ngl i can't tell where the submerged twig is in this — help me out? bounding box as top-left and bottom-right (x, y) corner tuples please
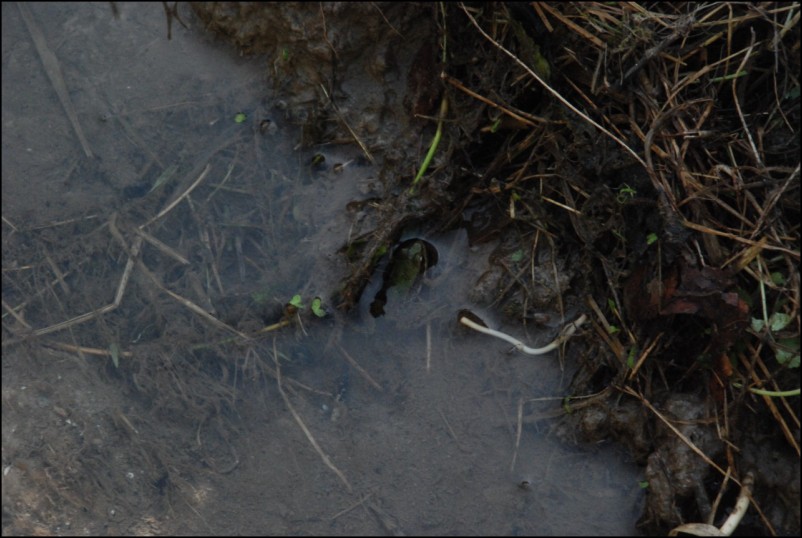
(18, 2), (93, 158)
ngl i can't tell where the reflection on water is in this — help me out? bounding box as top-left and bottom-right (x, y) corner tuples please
(2, 3), (643, 534)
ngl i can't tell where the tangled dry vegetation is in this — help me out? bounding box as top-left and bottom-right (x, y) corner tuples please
(446, 2), (798, 534)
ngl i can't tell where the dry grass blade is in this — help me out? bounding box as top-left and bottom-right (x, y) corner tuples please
(621, 387), (774, 534)
(141, 164), (212, 229)
(339, 345), (383, 392)
(622, 385), (734, 484)
(272, 340), (353, 493)
(17, 2), (93, 158)
(135, 259), (249, 340)
(442, 72), (546, 127)
(459, 3), (647, 170)
(31, 234), (143, 338)
(319, 83), (374, 163)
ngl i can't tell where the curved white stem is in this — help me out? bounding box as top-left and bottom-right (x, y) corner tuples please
(718, 472), (753, 536)
(459, 314), (588, 355)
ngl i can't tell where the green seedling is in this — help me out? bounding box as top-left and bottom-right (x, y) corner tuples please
(311, 297), (327, 318)
(775, 337), (800, 368)
(751, 312), (792, 333)
(626, 346), (638, 368)
(615, 183), (637, 203)
(234, 112), (247, 123)
(753, 275), (800, 369)
(410, 97), (448, 190)
(286, 294), (327, 319)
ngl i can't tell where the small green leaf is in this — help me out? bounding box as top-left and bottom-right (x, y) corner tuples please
(776, 350), (800, 368)
(311, 297), (326, 318)
(510, 249), (524, 263)
(109, 342), (120, 369)
(607, 298), (618, 314)
(753, 313), (793, 333)
(626, 347), (637, 368)
(769, 313), (792, 332)
(607, 325), (620, 335)
(234, 112), (247, 123)
(616, 184), (636, 203)
(639, 480), (650, 489)
(770, 272), (786, 286)
(289, 294), (304, 309)
(646, 232), (658, 245)
(776, 337), (800, 368)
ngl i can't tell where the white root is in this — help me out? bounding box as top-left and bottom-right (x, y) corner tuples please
(459, 313), (588, 355)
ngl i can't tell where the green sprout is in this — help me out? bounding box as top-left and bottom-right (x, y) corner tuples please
(234, 112), (247, 124)
(626, 346), (638, 368)
(751, 294), (800, 369)
(311, 297), (327, 318)
(411, 97), (448, 190)
(286, 294), (327, 319)
(616, 183), (637, 203)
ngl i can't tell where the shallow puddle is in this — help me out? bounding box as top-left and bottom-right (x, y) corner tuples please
(2, 3), (643, 534)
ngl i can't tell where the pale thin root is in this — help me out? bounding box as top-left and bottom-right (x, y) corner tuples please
(459, 314), (588, 355)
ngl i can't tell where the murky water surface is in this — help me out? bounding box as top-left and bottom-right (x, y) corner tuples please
(2, 3), (643, 534)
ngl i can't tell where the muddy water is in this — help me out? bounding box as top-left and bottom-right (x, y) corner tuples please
(2, 3), (642, 534)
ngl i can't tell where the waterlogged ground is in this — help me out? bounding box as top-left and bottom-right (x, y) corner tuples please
(2, 3), (643, 534)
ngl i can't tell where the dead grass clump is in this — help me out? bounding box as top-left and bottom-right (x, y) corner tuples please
(452, 2), (799, 534)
